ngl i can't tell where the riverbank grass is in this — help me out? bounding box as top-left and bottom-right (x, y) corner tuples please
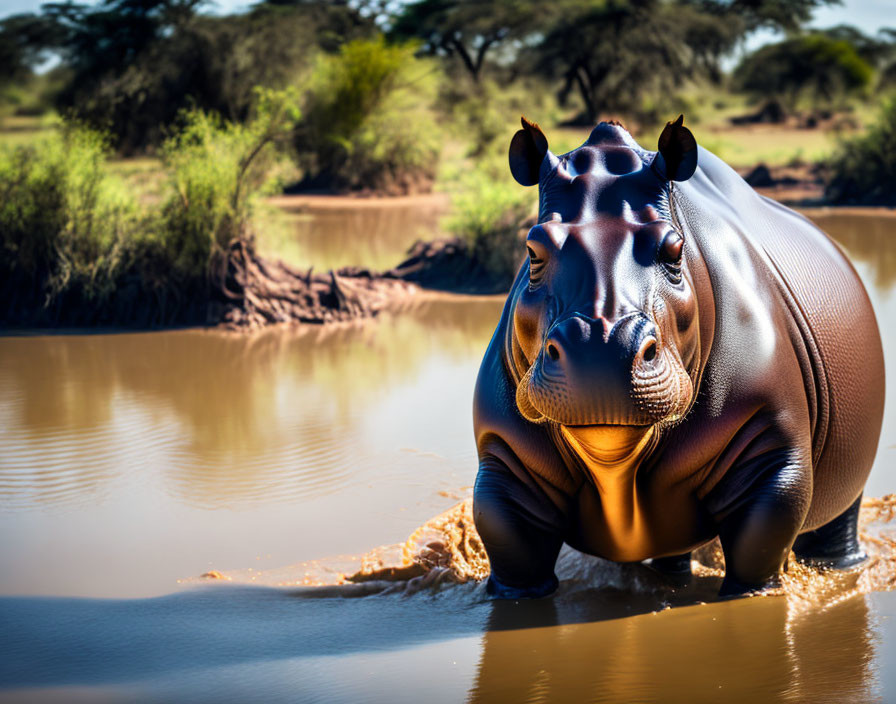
(0, 89), (301, 326)
(0, 125), (137, 310)
(825, 99), (896, 206)
(443, 158), (533, 287)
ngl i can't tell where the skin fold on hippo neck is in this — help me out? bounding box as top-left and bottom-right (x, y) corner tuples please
(561, 424), (659, 560)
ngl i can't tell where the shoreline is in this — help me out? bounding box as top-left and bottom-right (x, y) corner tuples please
(267, 191), (451, 211)
(2, 200), (892, 334)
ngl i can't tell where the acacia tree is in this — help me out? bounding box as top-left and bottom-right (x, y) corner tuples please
(14, 0), (372, 150)
(733, 34), (874, 115)
(818, 26), (896, 91)
(530, 0), (700, 123)
(721, 0), (838, 31)
(526, 0), (842, 124)
(0, 13), (63, 88)
(32, 0), (209, 149)
(390, 0), (542, 83)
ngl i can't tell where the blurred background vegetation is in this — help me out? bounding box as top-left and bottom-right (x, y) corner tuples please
(1, 0), (895, 323)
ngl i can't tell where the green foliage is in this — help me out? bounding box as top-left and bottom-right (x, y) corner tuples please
(818, 25), (896, 70)
(27, 0), (368, 151)
(159, 88), (301, 278)
(0, 12), (62, 89)
(440, 77), (561, 158)
(528, 0), (737, 124)
(734, 34), (874, 114)
(0, 88), (299, 323)
(295, 37), (440, 193)
(0, 125), (136, 305)
(0, 13), (67, 118)
(390, 0), (542, 83)
(444, 157), (533, 283)
(0, 67), (70, 120)
(726, 0), (840, 32)
(0, 0), (870, 159)
(824, 99), (896, 205)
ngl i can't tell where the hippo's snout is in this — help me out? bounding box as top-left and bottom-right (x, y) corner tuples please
(543, 313), (657, 378)
(519, 313), (693, 427)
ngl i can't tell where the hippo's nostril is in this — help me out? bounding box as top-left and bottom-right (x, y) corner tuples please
(639, 338), (657, 364)
(546, 343), (560, 362)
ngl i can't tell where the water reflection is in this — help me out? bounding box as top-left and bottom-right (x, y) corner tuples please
(0, 295), (503, 509)
(0, 575), (885, 702)
(260, 196), (447, 272)
(471, 592), (877, 703)
(261, 201), (896, 291)
(804, 210), (896, 292)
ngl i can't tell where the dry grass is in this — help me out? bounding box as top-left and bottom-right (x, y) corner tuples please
(696, 124), (840, 168)
(548, 121), (847, 169)
(0, 114), (57, 147)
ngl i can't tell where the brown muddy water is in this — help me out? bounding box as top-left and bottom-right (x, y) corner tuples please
(2, 208), (896, 703)
(259, 194), (448, 272)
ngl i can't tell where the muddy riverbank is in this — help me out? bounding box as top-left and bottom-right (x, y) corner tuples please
(1, 191), (511, 330)
(5, 190), (894, 332)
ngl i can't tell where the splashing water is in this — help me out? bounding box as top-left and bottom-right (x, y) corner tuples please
(348, 498), (490, 590)
(192, 495), (896, 606)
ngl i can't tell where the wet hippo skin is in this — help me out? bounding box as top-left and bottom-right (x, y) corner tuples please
(472, 116), (885, 597)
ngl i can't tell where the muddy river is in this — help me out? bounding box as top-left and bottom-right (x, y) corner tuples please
(1, 208), (895, 702)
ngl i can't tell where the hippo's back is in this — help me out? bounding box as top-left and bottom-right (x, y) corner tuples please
(678, 149), (884, 529)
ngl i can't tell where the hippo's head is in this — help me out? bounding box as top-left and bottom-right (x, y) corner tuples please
(508, 116), (703, 453)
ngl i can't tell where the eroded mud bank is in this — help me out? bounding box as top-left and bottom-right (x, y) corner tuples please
(1, 235), (508, 331)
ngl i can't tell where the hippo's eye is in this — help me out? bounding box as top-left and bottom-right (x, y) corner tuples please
(527, 244), (547, 288)
(658, 232), (683, 282)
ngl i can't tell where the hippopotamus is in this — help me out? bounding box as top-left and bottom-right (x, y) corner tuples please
(472, 116), (885, 597)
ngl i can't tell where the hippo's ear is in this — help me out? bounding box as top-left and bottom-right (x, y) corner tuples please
(509, 116), (549, 187)
(654, 115), (697, 182)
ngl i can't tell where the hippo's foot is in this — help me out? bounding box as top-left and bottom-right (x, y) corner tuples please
(644, 552), (692, 575)
(711, 455), (811, 599)
(793, 494), (866, 570)
(718, 572), (782, 598)
(486, 573), (559, 600)
(642, 553), (693, 588)
(474, 459), (564, 601)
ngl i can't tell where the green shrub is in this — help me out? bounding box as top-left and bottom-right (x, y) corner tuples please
(159, 88), (300, 279)
(0, 124), (136, 307)
(38, 1), (367, 152)
(0, 88), (299, 325)
(824, 99), (896, 205)
(439, 77), (561, 159)
(444, 157), (533, 283)
(295, 37), (440, 194)
(734, 34), (874, 115)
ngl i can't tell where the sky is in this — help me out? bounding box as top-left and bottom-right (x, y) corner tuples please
(0, 0), (892, 43)
(746, 0), (894, 51)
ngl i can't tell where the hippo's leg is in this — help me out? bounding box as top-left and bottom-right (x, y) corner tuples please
(645, 553), (692, 575)
(473, 459), (563, 599)
(715, 461), (810, 596)
(792, 494), (865, 569)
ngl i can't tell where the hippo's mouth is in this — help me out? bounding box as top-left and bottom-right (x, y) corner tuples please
(560, 424), (656, 466)
(515, 343), (695, 428)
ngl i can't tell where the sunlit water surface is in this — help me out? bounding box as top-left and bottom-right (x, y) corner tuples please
(258, 195), (447, 272)
(1, 208), (895, 702)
